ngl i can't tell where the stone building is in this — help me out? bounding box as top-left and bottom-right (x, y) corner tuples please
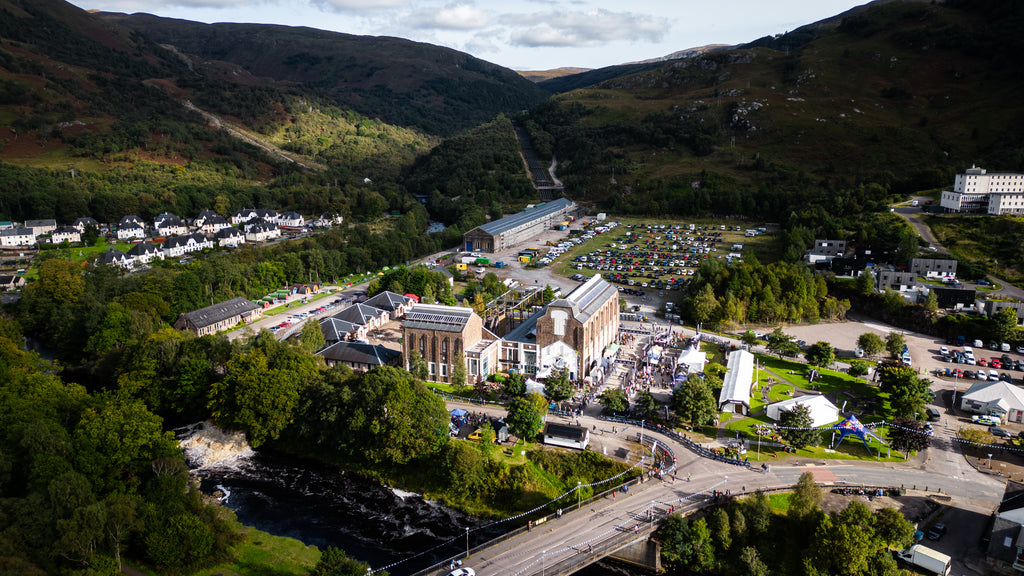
(533, 275), (619, 382)
(402, 304), (499, 384)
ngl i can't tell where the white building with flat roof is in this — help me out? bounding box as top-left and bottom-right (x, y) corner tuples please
(941, 166), (1024, 215)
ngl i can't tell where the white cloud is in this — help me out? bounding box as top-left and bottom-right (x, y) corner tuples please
(311, 0), (408, 12)
(404, 2), (489, 30)
(463, 31), (501, 54)
(502, 9), (669, 47)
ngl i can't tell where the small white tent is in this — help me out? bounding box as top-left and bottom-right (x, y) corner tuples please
(675, 345), (707, 376)
(766, 395), (841, 427)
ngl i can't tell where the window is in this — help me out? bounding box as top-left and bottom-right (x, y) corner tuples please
(469, 359), (478, 375)
(440, 363), (448, 377)
(552, 310), (568, 336)
(429, 362), (436, 376)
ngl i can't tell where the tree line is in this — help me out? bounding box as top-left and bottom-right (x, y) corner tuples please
(659, 473), (916, 576)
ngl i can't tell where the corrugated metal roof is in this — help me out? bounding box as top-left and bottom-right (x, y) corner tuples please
(182, 297), (259, 329)
(471, 198), (574, 237)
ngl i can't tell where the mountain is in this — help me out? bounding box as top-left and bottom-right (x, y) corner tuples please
(94, 12), (549, 137)
(517, 0), (1024, 220)
(535, 45), (729, 93)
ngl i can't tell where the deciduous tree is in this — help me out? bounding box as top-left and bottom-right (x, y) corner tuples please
(598, 387), (628, 414)
(804, 341), (835, 368)
(507, 392), (546, 440)
(885, 332), (906, 360)
(544, 369), (573, 402)
(672, 375), (716, 428)
(888, 416), (930, 454)
(779, 403), (819, 449)
(857, 332), (885, 357)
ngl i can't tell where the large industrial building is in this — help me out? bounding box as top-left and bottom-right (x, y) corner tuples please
(502, 275), (619, 383)
(940, 166), (1024, 215)
(462, 197), (576, 253)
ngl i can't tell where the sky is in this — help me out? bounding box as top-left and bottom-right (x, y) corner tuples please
(67, 0), (872, 70)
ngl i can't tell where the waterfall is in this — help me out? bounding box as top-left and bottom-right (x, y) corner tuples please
(176, 421), (254, 470)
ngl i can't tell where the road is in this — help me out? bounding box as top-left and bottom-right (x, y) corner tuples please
(443, 396), (1003, 576)
(894, 197), (1024, 300)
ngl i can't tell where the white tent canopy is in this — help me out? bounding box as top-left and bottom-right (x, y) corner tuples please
(675, 345), (707, 375)
(719, 349), (754, 414)
(766, 394), (841, 427)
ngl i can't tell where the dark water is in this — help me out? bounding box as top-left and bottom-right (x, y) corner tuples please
(197, 451), (649, 576)
(197, 451), (503, 574)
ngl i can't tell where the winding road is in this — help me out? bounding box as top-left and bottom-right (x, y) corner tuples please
(439, 396), (1003, 576)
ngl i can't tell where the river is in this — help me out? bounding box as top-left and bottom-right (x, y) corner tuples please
(183, 424), (649, 575)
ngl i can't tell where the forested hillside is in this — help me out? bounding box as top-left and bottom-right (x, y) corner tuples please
(95, 12), (549, 137)
(519, 0), (1024, 221)
(0, 0), (550, 235)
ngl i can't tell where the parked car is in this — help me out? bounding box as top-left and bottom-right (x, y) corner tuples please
(972, 414), (1000, 426)
(926, 407), (941, 422)
(926, 523), (947, 540)
(991, 427), (1011, 438)
(939, 346), (949, 356)
(447, 569), (475, 576)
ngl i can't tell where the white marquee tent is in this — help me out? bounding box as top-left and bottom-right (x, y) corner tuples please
(766, 395), (841, 427)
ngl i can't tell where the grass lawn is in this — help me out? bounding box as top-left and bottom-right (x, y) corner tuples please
(768, 492), (792, 513)
(194, 524), (321, 576)
(756, 354), (871, 395)
(124, 521), (321, 576)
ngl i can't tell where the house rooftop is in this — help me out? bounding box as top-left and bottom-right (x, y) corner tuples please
(180, 297), (259, 329)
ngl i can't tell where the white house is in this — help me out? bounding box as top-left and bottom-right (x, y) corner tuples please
(0, 228), (36, 247)
(72, 217), (99, 232)
(542, 423), (590, 450)
(244, 221), (280, 243)
(278, 211), (305, 228)
(117, 224), (145, 241)
(960, 380), (1024, 423)
(24, 219), (57, 236)
(162, 233), (213, 258)
(127, 242), (164, 266)
(99, 248), (132, 268)
(50, 226), (81, 244)
(215, 226), (245, 248)
(719, 349), (755, 415)
(231, 208), (277, 226)
(766, 395), (841, 427)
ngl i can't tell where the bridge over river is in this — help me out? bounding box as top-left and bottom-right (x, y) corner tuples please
(400, 411), (1005, 576)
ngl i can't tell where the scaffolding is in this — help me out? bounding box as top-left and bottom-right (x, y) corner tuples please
(483, 285), (544, 336)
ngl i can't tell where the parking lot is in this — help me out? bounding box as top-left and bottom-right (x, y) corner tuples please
(565, 222), (763, 294)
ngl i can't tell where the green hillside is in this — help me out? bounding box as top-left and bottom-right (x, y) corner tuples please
(95, 12), (550, 137)
(519, 0), (1024, 219)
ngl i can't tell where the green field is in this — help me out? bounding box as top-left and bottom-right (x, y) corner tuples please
(924, 214), (1024, 287)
